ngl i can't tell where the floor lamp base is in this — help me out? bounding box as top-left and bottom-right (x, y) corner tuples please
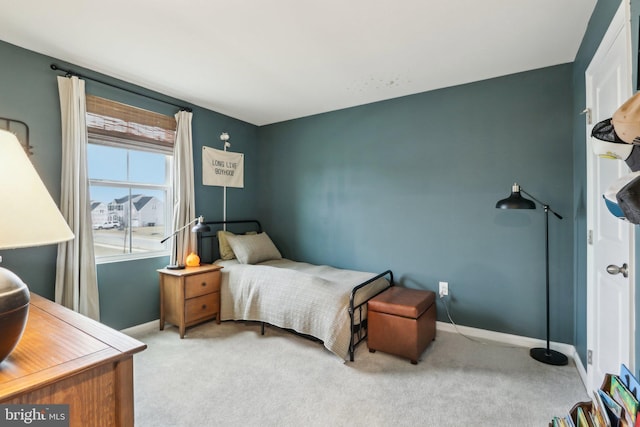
(530, 347), (568, 366)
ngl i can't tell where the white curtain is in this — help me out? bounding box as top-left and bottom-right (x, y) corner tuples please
(55, 76), (100, 320)
(172, 111), (196, 265)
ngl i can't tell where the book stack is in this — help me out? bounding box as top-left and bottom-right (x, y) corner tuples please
(551, 365), (640, 427)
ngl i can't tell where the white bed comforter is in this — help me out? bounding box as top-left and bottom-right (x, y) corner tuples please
(216, 258), (390, 360)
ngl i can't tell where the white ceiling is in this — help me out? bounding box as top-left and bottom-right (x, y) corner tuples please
(0, 0), (597, 126)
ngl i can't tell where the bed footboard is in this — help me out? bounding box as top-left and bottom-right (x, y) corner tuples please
(348, 270), (394, 362)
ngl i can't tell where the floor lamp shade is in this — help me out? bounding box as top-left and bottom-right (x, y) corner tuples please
(0, 129), (74, 363)
(496, 183), (536, 210)
(495, 183), (567, 366)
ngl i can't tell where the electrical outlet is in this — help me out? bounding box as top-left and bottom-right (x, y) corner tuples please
(439, 281), (448, 298)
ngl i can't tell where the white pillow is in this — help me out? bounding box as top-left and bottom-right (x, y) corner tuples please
(225, 232), (282, 264)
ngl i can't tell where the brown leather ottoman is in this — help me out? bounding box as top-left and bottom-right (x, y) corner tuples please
(367, 287), (436, 364)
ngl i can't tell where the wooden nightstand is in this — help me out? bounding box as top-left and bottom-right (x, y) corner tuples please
(158, 264), (223, 338)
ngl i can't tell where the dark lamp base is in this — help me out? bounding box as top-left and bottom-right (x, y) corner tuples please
(166, 264), (186, 270)
(530, 347), (568, 366)
(0, 266), (31, 364)
(0, 304), (29, 363)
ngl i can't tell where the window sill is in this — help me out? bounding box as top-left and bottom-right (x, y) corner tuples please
(96, 251), (170, 265)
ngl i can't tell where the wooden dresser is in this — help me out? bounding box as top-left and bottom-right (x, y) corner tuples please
(158, 264), (222, 338)
(0, 293), (146, 427)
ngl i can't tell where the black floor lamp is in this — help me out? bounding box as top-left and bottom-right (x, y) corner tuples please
(496, 183), (568, 366)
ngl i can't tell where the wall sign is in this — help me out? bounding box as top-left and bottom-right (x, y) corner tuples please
(202, 146), (244, 188)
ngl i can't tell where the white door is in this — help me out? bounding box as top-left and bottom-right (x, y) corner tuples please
(585, 0), (634, 393)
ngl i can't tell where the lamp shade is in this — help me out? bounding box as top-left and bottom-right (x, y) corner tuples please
(0, 130), (74, 249)
(191, 216), (211, 233)
(0, 129), (74, 364)
(495, 183), (536, 210)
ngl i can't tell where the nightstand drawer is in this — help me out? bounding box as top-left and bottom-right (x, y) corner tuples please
(185, 271), (221, 298)
(185, 293), (219, 323)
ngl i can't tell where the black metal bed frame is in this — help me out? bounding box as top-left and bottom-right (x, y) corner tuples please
(196, 219), (394, 362)
(348, 269), (394, 361)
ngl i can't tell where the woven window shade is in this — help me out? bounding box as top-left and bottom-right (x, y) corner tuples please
(86, 95), (176, 152)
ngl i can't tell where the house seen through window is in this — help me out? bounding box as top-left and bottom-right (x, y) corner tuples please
(86, 95), (175, 261)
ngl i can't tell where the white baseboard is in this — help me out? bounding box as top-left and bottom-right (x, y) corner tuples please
(436, 321), (575, 355)
(436, 321), (588, 391)
(120, 319), (159, 336)
(573, 351), (589, 393)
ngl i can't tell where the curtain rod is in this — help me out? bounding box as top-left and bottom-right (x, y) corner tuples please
(50, 64), (192, 112)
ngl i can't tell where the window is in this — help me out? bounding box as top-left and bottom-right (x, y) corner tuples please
(86, 96), (176, 262)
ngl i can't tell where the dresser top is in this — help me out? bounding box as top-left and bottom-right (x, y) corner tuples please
(0, 293), (146, 400)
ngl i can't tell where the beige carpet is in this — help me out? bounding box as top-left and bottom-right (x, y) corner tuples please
(128, 321), (588, 427)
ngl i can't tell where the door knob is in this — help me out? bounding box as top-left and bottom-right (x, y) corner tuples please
(606, 263), (629, 278)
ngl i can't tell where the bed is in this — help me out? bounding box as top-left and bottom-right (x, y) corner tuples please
(196, 220), (393, 361)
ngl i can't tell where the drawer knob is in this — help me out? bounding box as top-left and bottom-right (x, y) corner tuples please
(202, 304), (207, 309)
(201, 282), (207, 287)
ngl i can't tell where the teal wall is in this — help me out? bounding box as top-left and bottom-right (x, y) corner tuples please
(258, 64), (575, 343)
(0, 40), (260, 330)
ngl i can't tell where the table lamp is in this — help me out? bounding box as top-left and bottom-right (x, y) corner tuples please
(160, 216), (211, 269)
(0, 129), (74, 363)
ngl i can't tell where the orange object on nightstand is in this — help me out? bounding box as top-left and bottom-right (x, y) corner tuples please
(185, 252), (200, 267)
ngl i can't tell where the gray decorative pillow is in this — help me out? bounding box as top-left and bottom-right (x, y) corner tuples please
(225, 232), (282, 264)
(217, 230), (259, 260)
